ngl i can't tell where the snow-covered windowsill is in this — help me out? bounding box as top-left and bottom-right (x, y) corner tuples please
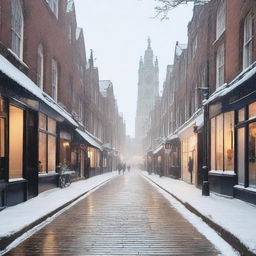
(8, 178), (26, 183)
(209, 170), (236, 177)
(234, 185), (256, 194)
(39, 172), (58, 177)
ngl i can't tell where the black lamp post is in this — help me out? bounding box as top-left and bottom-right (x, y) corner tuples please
(198, 87), (210, 196)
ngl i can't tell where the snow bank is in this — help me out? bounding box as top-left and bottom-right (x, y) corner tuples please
(0, 172), (117, 239)
(142, 171), (256, 254)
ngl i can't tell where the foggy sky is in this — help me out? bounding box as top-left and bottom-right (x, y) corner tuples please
(74, 0), (193, 137)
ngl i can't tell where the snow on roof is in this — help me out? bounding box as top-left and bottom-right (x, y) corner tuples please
(205, 61), (256, 105)
(175, 43), (187, 57)
(0, 55), (78, 127)
(153, 144), (164, 155)
(66, 0), (74, 13)
(76, 128), (103, 151)
(99, 80), (112, 97)
(76, 27), (82, 40)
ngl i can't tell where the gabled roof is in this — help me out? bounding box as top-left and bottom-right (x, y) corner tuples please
(175, 43), (187, 57)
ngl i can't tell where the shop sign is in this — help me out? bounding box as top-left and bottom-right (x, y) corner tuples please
(60, 131), (72, 140)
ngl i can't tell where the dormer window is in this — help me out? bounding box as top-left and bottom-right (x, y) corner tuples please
(46, 0), (58, 18)
(11, 0), (24, 59)
(216, 0), (226, 39)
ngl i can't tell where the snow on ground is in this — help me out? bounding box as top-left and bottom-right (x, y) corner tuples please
(0, 172), (118, 240)
(142, 171), (256, 254)
(144, 175), (239, 256)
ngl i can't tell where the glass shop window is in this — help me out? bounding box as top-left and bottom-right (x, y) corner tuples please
(9, 105), (24, 179)
(249, 122), (256, 188)
(210, 111), (234, 171)
(38, 113), (57, 173)
(60, 140), (71, 166)
(0, 98), (6, 180)
(249, 102), (256, 119)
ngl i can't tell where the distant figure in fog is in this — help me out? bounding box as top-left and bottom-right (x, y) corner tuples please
(188, 156), (194, 184)
(117, 163), (122, 175)
(122, 163), (126, 174)
(127, 165), (131, 172)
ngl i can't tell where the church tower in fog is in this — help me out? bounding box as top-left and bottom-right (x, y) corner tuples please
(135, 38), (159, 143)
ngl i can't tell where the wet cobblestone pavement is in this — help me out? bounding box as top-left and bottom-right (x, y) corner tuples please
(6, 173), (220, 255)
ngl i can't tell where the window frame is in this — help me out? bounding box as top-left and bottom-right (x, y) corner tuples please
(216, 0), (226, 40)
(243, 13), (253, 70)
(51, 59), (58, 101)
(38, 113), (57, 174)
(37, 45), (44, 89)
(216, 44), (225, 89)
(11, 0), (24, 60)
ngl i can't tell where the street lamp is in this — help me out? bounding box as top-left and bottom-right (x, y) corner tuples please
(198, 87), (209, 196)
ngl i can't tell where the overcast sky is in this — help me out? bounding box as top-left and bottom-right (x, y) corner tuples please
(74, 0), (193, 137)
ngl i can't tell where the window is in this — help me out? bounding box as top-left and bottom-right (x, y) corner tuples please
(210, 111), (234, 171)
(11, 0), (23, 59)
(0, 98), (6, 180)
(78, 99), (83, 122)
(249, 123), (256, 188)
(243, 13), (253, 69)
(68, 25), (72, 43)
(88, 147), (100, 168)
(38, 113), (57, 173)
(51, 59), (58, 101)
(46, 0), (58, 18)
(216, 0), (226, 39)
(9, 105), (24, 179)
(216, 44), (225, 88)
(37, 45), (44, 89)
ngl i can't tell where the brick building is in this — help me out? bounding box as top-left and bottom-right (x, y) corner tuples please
(147, 0), (256, 205)
(0, 0), (125, 208)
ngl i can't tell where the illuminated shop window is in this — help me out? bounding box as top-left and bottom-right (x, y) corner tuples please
(9, 105), (24, 179)
(38, 113), (56, 173)
(210, 111), (234, 171)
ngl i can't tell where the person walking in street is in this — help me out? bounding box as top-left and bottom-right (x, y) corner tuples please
(122, 163), (126, 174)
(188, 156), (194, 184)
(117, 162), (122, 175)
(127, 165), (131, 172)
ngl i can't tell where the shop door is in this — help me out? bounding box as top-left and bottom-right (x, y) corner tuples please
(237, 127), (245, 186)
(25, 111), (38, 198)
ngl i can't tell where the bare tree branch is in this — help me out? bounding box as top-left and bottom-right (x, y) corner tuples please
(154, 0), (210, 20)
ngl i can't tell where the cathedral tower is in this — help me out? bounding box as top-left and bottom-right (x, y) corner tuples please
(135, 38), (159, 144)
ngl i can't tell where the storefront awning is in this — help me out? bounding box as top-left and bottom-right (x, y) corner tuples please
(153, 145), (163, 155)
(76, 128), (103, 151)
(0, 55), (78, 127)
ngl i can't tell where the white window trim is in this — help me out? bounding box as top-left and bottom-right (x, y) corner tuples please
(243, 13), (253, 70)
(216, 44), (225, 89)
(51, 59), (58, 101)
(216, 0), (226, 40)
(11, 0), (24, 60)
(37, 45), (44, 89)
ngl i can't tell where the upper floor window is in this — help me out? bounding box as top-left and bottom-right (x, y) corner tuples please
(37, 45), (44, 89)
(51, 59), (58, 101)
(216, 44), (225, 88)
(46, 0), (58, 18)
(243, 13), (253, 70)
(11, 0), (23, 59)
(216, 0), (226, 39)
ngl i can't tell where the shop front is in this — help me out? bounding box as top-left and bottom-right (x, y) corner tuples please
(178, 112), (203, 186)
(164, 135), (181, 179)
(153, 145), (164, 176)
(206, 63), (256, 203)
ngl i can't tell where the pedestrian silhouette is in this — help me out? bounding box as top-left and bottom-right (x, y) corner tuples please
(122, 163), (126, 174)
(188, 156), (193, 183)
(127, 165), (131, 172)
(117, 162), (122, 175)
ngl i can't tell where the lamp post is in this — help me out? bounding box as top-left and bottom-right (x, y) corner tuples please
(198, 87), (210, 196)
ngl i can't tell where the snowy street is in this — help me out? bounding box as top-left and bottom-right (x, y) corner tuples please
(2, 171), (238, 256)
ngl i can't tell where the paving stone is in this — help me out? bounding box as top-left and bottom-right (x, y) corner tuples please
(6, 173), (220, 255)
